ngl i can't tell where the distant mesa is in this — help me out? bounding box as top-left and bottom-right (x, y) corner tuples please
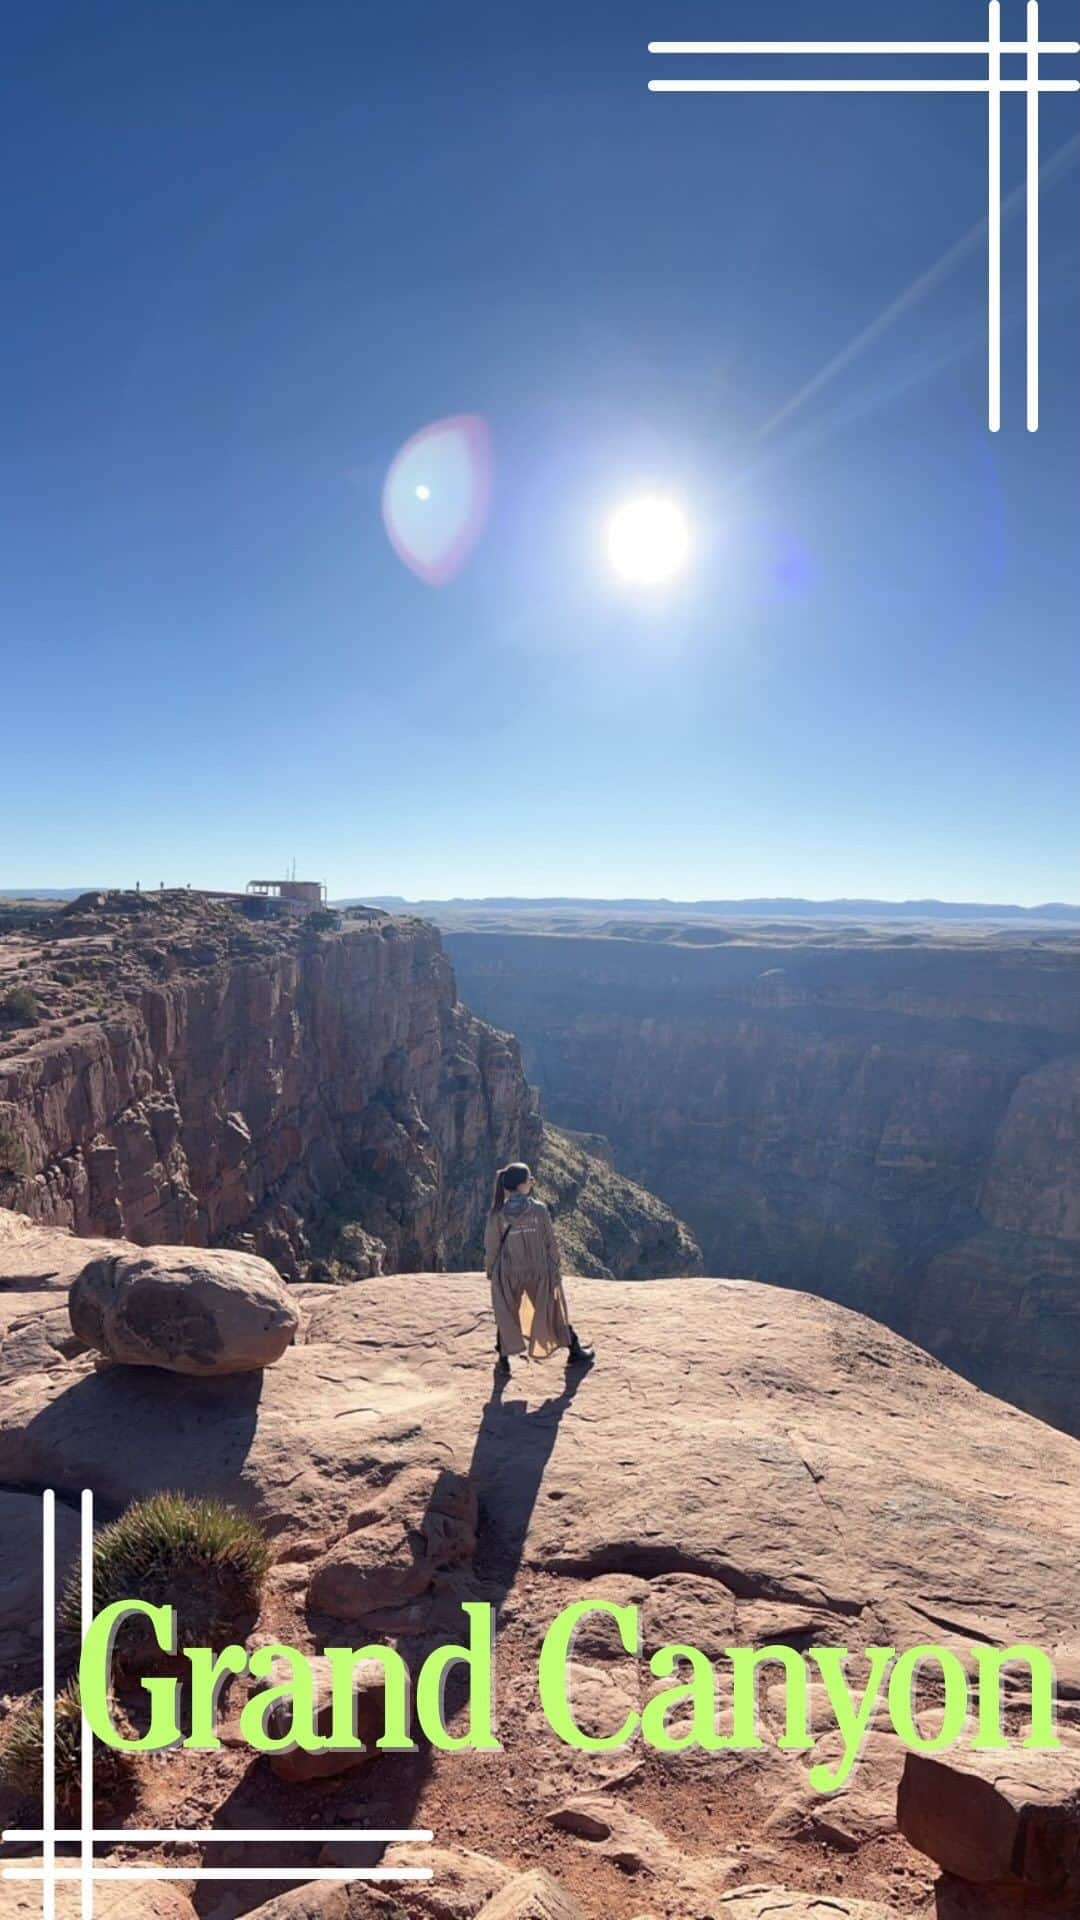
(0, 887), (107, 900)
(8, 890), (1080, 923)
(333, 894), (1080, 923)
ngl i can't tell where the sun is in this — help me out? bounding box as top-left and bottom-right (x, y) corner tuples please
(606, 495), (690, 586)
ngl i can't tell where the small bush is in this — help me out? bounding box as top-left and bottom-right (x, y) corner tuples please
(0, 1125), (27, 1176)
(0, 986), (38, 1026)
(60, 1492), (270, 1660)
(0, 1682), (134, 1813)
(303, 906), (340, 933)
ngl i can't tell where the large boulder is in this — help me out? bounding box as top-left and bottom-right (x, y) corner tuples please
(68, 1246), (299, 1374)
(898, 1746), (1080, 1905)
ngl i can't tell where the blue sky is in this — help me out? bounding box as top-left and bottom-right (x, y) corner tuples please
(1, 0), (1078, 903)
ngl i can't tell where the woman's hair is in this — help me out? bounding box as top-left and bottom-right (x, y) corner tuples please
(491, 1162), (532, 1212)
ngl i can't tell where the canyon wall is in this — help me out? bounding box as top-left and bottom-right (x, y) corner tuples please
(0, 893), (697, 1284)
(446, 924), (1080, 1433)
(0, 894), (539, 1278)
(536, 1123), (703, 1280)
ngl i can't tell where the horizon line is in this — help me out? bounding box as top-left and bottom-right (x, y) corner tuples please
(5, 888), (1080, 920)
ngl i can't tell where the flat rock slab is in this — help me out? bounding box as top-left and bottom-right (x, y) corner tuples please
(307, 1466), (478, 1621)
(711, 1893), (893, 1919)
(0, 1862), (193, 1919)
(0, 1491), (79, 1666)
(3, 1262), (1078, 1657)
(0, 1213), (115, 1371)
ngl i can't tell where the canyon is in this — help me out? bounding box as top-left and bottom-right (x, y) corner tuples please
(2, 897), (1079, 1914)
(0, 892), (696, 1287)
(443, 915), (1080, 1435)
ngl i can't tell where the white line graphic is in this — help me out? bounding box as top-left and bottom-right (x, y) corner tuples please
(649, 40), (1079, 54)
(41, 1493), (56, 1920)
(648, 4), (1080, 430)
(648, 78), (1075, 89)
(0, 1490), (436, 1909)
(1028, 3), (1042, 426)
(5, 1868), (435, 1884)
(990, 3), (1003, 430)
(6, 1830), (435, 1844)
(80, 1492), (92, 1920)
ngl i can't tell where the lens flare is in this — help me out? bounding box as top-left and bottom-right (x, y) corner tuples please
(382, 415), (492, 585)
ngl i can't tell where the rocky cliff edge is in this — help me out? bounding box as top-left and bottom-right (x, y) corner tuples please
(2, 1211), (1078, 1918)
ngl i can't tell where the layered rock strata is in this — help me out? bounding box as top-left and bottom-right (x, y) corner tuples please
(446, 923), (1080, 1431)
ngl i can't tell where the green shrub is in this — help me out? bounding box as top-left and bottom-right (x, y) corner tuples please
(59, 1492), (270, 1660)
(0, 986), (38, 1026)
(0, 1682), (134, 1813)
(0, 1125), (27, 1176)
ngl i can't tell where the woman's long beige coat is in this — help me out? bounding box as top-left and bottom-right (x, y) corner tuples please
(484, 1195), (572, 1360)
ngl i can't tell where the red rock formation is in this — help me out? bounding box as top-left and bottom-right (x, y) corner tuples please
(0, 895), (698, 1284)
(899, 1747), (1080, 1915)
(0, 894), (541, 1277)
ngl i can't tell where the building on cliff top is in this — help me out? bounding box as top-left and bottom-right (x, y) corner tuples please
(247, 878), (327, 906)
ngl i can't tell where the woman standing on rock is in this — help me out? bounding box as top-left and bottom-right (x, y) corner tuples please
(485, 1163), (595, 1378)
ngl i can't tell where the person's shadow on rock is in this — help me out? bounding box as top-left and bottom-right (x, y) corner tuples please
(190, 1362), (588, 1914)
(466, 1363), (586, 1603)
(389, 1363), (587, 1798)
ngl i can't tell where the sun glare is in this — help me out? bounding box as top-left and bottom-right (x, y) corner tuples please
(606, 495), (690, 586)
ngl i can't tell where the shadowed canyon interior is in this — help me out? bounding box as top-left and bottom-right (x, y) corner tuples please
(443, 915), (1080, 1436)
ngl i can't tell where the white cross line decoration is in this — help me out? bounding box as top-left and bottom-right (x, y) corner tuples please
(649, 3), (1080, 431)
(0, 1490), (434, 1918)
